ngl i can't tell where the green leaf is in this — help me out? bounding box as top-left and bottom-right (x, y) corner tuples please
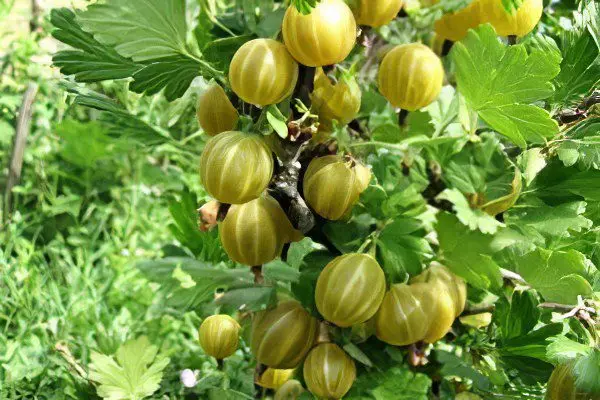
(203, 35), (254, 70)
(51, 8), (141, 82)
(514, 248), (593, 304)
(343, 343), (373, 367)
(216, 286), (277, 312)
(376, 217), (432, 281)
(346, 367), (431, 400)
(167, 191), (225, 262)
(518, 148), (547, 186)
(505, 200), (592, 241)
(494, 290), (540, 341)
(129, 55), (212, 101)
(137, 257), (253, 308)
(436, 351), (491, 391)
(437, 189), (504, 234)
(263, 260), (300, 283)
(546, 337), (591, 364)
(64, 84), (171, 146)
(77, 0), (190, 62)
(451, 24), (560, 147)
(552, 1), (600, 106)
(55, 119), (118, 167)
(556, 118), (600, 170)
(89, 336), (170, 400)
(574, 350), (600, 394)
(436, 212), (503, 290)
(266, 105), (289, 139)
(500, 324), (563, 362)
(291, 0), (319, 15)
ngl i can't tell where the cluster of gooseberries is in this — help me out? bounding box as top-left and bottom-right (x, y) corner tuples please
(191, 0), (577, 399)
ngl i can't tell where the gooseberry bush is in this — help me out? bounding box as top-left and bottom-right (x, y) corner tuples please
(50, 0), (600, 398)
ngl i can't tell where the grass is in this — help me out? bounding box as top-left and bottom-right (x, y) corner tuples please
(0, 4), (217, 398)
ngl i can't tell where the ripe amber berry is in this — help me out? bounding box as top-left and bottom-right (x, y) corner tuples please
(478, 0), (543, 37)
(374, 283), (431, 346)
(282, 0), (357, 67)
(199, 131), (273, 204)
(251, 302), (319, 369)
(315, 253), (386, 327)
(229, 39), (299, 106)
(196, 82), (238, 136)
(311, 68), (361, 132)
(257, 368), (295, 390)
(375, 282), (456, 345)
(411, 263), (467, 317)
(198, 315), (240, 360)
(275, 380), (306, 400)
(378, 43), (444, 111)
(303, 155), (371, 220)
(546, 363), (600, 400)
(434, 1), (482, 42)
(303, 343), (356, 400)
(353, 0), (404, 28)
(220, 196), (302, 266)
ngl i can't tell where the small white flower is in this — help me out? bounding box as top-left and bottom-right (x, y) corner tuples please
(180, 369), (198, 388)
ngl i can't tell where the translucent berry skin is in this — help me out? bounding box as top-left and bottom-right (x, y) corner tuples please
(198, 315), (240, 359)
(229, 39), (299, 106)
(434, 1), (482, 42)
(282, 0), (357, 67)
(303, 155), (371, 220)
(315, 253), (386, 327)
(303, 343), (356, 400)
(196, 83), (238, 136)
(257, 368), (295, 390)
(353, 0), (404, 28)
(220, 196), (302, 266)
(378, 43), (444, 111)
(410, 263), (467, 317)
(251, 302), (319, 369)
(275, 380), (306, 400)
(374, 281), (456, 345)
(478, 0), (543, 37)
(546, 363), (600, 400)
(199, 131), (273, 204)
(311, 68), (361, 132)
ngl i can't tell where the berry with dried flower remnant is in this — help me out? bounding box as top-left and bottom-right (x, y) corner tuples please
(220, 195), (302, 266)
(303, 155), (371, 220)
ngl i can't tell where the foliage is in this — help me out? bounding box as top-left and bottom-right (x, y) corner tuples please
(2, 0), (600, 399)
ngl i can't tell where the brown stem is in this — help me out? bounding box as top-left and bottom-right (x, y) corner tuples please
(461, 305), (495, 317)
(538, 302), (596, 315)
(254, 363), (267, 399)
(252, 266), (264, 285)
(500, 268), (528, 286)
(55, 342), (89, 382)
(4, 83), (38, 223)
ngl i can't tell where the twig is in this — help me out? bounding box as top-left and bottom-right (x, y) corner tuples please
(499, 268), (528, 286)
(3, 82), (38, 223)
(251, 266), (264, 285)
(461, 305), (495, 317)
(55, 342), (88, 381)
